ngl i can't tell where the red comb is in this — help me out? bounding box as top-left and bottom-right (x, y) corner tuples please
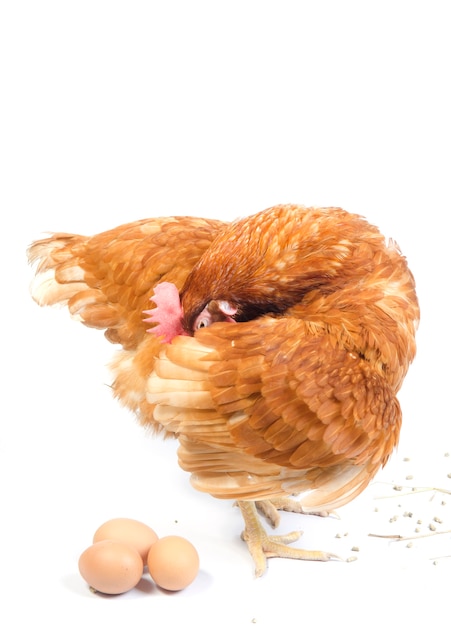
(143, 282), (187, 343)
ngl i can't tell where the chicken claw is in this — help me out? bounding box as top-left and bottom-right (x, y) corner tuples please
(238, 501), (340, 577)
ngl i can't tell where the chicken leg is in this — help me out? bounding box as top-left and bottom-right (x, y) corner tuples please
(238, 501), (340, 577)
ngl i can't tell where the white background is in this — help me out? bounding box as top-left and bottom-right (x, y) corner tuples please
(1, 1), (450, 624)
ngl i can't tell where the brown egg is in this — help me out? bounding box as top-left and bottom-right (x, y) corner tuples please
(78, 540), (143, 594)
(93, 518), (158, 564)
(147, 535), (199, 591)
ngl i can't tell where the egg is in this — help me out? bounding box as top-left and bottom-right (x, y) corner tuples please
(78, 540), (143, 594)
(93, 518), (158, 564)
(147, 535), (199, 591)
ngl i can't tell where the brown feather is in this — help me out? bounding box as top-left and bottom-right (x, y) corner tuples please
(29, 204), (419, 516)
(28, 216), (226, 431)
(147, 205), (418, 509)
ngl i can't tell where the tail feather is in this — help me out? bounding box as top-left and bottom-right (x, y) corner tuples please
(28, 234), (92, 310)
(28, 232), (114, 330)
(27, 233), (87, 272)
(30, 267), (88, 307)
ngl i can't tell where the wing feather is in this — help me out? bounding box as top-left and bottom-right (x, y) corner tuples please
(146, 316), (402, 507)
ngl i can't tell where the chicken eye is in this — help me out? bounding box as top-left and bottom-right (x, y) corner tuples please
(196, 317), (211, 330)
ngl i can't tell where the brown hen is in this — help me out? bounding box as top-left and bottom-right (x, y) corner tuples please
(28, 205), (419, 575)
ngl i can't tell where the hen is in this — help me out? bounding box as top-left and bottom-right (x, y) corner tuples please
(27, 204), (419, 576)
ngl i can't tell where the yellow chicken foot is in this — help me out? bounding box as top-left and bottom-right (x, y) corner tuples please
(238, 501), (340, 577)
(255, 497), (330, 528)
